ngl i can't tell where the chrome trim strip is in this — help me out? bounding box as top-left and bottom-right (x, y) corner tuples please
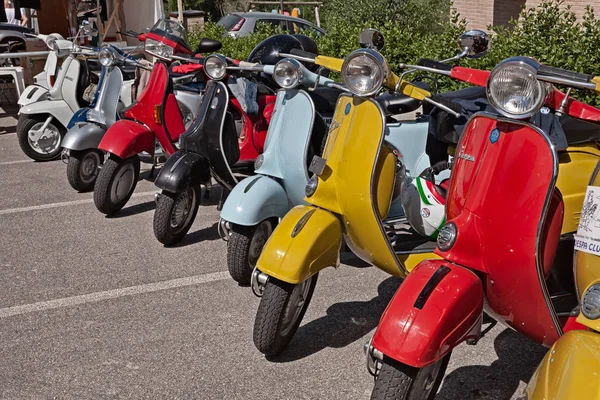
(574, 159), (600, 302)
(291, 208), (316, 238)
(467, 111), (563, 337)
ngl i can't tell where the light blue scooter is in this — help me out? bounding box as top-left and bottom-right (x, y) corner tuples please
(61, 45), (139, 192)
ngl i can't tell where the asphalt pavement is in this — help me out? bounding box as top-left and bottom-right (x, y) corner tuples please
(0, 105), (548, 399)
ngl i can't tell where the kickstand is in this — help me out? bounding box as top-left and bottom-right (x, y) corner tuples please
(216, 188), (230, 211)
(480, 313), (498, 338)
(149, 163), (156, 179)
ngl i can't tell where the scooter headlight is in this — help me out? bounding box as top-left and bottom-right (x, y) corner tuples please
(487, 56), (549, 119)
(305, 175), (318, 197)
(144, 38), (174, 61)
(98, 47), (117, 67)
(204, 54), (228, 80)
(273, 59), (303, 89)
(582, 283), (600, 320)
(254, 154), (264, 171)
(45, 36), (59, 52)
(341, 49), (389, 97)
(437, 222), (457, 251)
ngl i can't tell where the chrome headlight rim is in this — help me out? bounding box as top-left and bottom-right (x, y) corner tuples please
(341, 48), (389, 97)
(144, 38), (174, 61)
(305, 175), (318, 197)
(98, 47), (118, 67)
(273, 58), (303, 89)
(436, 222), (457, 252)
(204, 54), (228, 81)
(486, 56), (549, 120)
(582, 283), (600, 320)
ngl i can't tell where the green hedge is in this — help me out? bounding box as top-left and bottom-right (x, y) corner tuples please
(189, 1), (600, 106)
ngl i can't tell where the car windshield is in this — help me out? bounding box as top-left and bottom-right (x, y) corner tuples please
(150, 19), (189, 43)
(217, 14), (243, 31)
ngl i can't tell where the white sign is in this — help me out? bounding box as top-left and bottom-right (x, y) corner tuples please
(575, 186), (600, 255)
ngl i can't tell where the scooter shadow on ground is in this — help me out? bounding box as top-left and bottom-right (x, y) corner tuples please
(171, 221), (220, 247)
(106, 200), (156, 219)
(267, 276), (402, 363)
(435, 328), (547, 400)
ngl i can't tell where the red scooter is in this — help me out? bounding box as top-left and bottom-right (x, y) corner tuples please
(365, 57), (600, 400)
(93, 19), (222, 215)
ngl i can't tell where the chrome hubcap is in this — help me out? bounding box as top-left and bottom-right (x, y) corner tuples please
(169, 188), (196, 233)
(28, 122), (61, 154)
(79, 152), (101, 183)
(280, 276), (313, 336)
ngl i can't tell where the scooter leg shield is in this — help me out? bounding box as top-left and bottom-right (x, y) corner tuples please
(256, 205), (342, 285)
(154, 150), (210, 193)
(97, 120), (155, 160)
(219, 175), (290, 226)
(19, 100), (73, 128)
(62, 123), (107, 151)
(525, 330), (600, 400)
(18, 85), (48, 107)
(371, 259), (483, 368)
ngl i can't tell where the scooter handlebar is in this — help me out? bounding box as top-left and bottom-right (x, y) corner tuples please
(417, 58), (453, 72)
(290, 48), (317, 61)
(538, 64), (592, 84)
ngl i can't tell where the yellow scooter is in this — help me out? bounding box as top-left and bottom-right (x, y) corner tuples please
(519, 67), (600, 400)
(251, 29), (493, 356)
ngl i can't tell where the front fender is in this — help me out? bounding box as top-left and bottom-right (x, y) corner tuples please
(19, 99), (73, 128)
(98, 120), (154, 159)
(256, 205), (342, 284)
(62, 122), (106, 151)
(220, 175), (291, 226)
(18, 85), (48, 106)
(154, 150), (210, 193)
(525, 330), (600, 400)
(371, 259), (483, 368)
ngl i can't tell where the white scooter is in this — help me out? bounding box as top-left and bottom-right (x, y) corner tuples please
(16, 22), (102, 161)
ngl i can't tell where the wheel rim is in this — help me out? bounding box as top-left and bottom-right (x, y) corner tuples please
(280, 276), (313, 336)
(248, 220), (273, 268)
(28, 122), (61, 155)
(79, 152), (101, 184)
(109, 161), (136, 204)
(408, 357), (445, 399)
(169, 188), (196, 234)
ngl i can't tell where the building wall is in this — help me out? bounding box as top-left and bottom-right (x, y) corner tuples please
(454, 0), (600, 30)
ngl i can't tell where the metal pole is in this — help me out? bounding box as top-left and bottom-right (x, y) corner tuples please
(280, 0), (285, 13)
(314, 6), (320, 27)
(177, 0), (184, 22)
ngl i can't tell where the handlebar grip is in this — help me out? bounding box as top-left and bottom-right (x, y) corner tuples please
(538, 64), (592, 83)
(417, 58), (452, 72)
(289, 48), (317, 60)
(430, 94), (464, 114)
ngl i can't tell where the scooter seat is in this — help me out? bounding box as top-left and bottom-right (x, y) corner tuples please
(375, 81), (431, 116)
(561, 115), (600, 145)
(85, 58), (103, 73)
(308, 87), (344, 114)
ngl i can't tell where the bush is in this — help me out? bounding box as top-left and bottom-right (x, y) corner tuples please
(188, 1), (600, 106)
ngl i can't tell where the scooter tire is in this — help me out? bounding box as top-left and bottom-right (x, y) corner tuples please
(93, 155), (140, 215)
(17, 114), (66, 161)
(227, 219), (276, 285)
(370, 354), (451, 400)
(153, 187), (201, 246)
(66, 149), (104, 192)
(253, 274), (318, 356)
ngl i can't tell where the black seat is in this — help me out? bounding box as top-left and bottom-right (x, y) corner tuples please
(76, 60), (91, 107)
(195, 38), (222, 54)
(375, 81), (431, 116)
(121, 65), (137, 81)
(561, 115), (600, 145)
(308, 87), (343, 114)
(85, 58), (102, 73)
(422, 86), (486, 115)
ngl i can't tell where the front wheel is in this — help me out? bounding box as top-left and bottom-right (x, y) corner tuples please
(17, 114), (66, 161)
(253, 274), (318, 356)
(66, 149), (104, 192)
(371, 354), (451, 400)
(227, 219), (276, 285)
(93, 154), (140, 215)
(153, 187), (201, 246)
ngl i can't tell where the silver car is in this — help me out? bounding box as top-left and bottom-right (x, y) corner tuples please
(217, 12), (325, 37)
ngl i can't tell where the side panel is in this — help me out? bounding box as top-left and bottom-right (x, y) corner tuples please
(526, 330), (600, 400)
(98, 120), (154, 159)
(154, 150), (210, 193)
(62, 122), (106, 151)
(256, 89), (315, 205)
(372, 259), (483, 368)
(219, 175), (290, 226)
(439, 114), (562, 346)
(19, 99), (73, 128)
(60, 58), (82, 110)
(256, 205), (342, 284)
(18, 85), (49, 106)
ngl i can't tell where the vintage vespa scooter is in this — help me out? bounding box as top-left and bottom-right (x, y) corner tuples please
(365, 59), (600, 399)
(17, 22), (102, 161)
(509, 68), (600, 400)
(249, 30), (494, 356)
(93, 19), (221, 215)
(61, 44), (139, 191)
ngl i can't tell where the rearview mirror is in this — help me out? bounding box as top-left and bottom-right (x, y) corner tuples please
(358, 29), (385, 51)
(458, 30), (490, 59)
